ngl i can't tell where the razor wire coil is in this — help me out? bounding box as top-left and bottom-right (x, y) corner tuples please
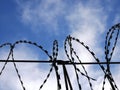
(0, 23), (120, 90)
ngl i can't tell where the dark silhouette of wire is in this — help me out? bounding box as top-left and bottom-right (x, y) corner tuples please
(52, 40), (61, 90)
(103, 23), (120, 90)
(0, 43), (12, 76)
(0, 23), (120, 90)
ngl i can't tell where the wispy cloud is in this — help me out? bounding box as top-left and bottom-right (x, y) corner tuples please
(17, 0), (66, 32)
(66, 1), (107, 47)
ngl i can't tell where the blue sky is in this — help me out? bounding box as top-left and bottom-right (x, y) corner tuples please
(0, 0), (120, 90)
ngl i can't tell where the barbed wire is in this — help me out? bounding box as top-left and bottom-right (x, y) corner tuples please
(0, 23), (120, 90)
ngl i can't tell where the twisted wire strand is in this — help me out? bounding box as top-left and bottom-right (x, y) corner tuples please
(64, 36), (82, 90)
(103, 23), (120, 90)
(13, 40), (52, 59)
(39, 66), (53, 90)
(0, 43), (26, 90)
(104, 25), (120, 90)
(52, 40), (61, 90)
(0, 43), (12, 75)
(68, 36), (96, 90)
(11, 45), (26, 90)
(69, 36), (108, 74)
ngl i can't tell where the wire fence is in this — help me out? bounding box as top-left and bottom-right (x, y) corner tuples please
(0, 23), (120, 90)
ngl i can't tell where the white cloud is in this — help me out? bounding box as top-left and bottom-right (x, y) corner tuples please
(66, 2), (107, 45)
(17, 0), (66, 32)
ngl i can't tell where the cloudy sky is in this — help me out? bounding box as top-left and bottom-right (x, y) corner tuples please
(0, 0), (120, 90)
